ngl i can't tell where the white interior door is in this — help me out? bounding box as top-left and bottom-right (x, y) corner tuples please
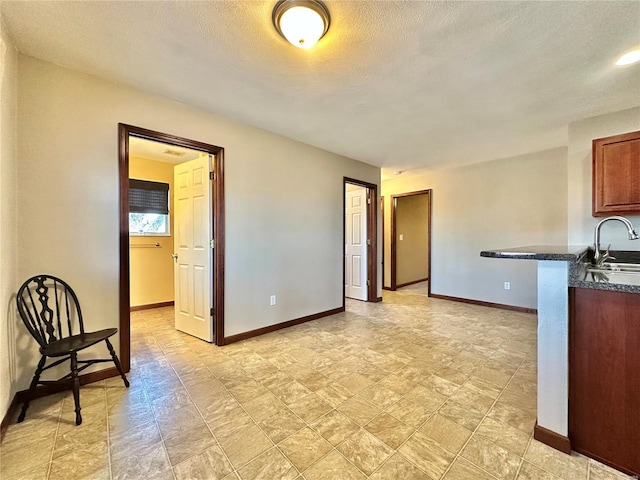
(173, 155), (213, 341)
(345, 186), (368, 301)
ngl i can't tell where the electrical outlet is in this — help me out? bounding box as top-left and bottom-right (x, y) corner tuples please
(399, 234), (404, 240)
(504, 282), (511, 290)
(270, 295), (276, 306)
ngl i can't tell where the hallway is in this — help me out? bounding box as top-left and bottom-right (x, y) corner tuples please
(396, 281), (429, 296)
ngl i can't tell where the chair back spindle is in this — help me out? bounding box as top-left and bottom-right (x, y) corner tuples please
(16, 275), (84, 349)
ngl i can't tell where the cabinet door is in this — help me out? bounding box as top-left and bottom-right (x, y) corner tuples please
(569, 288), (640, 476)
(592, 130), (640, 216)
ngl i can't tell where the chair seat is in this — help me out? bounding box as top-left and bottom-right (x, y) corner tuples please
(41, 328), (118, 357)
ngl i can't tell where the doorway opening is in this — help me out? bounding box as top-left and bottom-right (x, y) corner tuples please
(343, 177), (378, 303)
(390, 190), (432, 295)
(118, 124), (225, 372)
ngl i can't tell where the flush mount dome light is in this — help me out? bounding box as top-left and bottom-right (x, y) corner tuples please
(615, 48), (640, 66)
(272, 0), (330, 49)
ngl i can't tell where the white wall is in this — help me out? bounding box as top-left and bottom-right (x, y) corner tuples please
(568, 107), (640, 249)
(383, 148), (568, 309)
(0, 22), (18, 419)
(15, 55), (380, 393)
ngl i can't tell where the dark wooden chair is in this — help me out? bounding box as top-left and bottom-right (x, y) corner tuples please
(16, 274), (129, 425)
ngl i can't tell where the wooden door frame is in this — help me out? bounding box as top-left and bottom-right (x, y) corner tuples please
(118, 124), (226, 372)
(381, 196), (384, 284)
(343, 177), (378, 303)
(390, 190), (432, 294)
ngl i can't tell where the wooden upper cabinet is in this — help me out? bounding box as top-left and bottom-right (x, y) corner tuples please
(592, 130), (640, 216)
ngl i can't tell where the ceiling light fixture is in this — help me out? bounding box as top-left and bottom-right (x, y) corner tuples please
(272, 0), (330, 49)
(615, 48), (640, 66)
(163, 149), (186, 157)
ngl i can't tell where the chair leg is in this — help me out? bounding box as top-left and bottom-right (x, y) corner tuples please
(17, 355), (47, 423)
(70, 352), (82, 425)
(105, 339), (129, 388)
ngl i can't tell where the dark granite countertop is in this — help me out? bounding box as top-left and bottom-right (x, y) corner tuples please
(480, 245), (589, 261)
(481, 246), (640, 293)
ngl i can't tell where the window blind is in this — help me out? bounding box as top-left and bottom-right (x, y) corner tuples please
(129, 179), (169, 215)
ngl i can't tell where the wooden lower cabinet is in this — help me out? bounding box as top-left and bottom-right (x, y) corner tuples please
(569, 288), (640, 477)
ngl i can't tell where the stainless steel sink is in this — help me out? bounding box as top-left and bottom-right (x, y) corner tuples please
(590, 272), (640, 286)
(585, 262), (640, 286)
(596, 262), (640, 273)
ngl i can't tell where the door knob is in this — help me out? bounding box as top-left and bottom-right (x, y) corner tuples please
(171, 253), (178, 260)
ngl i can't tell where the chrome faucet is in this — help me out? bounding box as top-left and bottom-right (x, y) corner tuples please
(593, 216), (640, 264)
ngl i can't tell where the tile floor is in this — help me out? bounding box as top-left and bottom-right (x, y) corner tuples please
(397, 281), (429, 296)
(1, 291), (634, 480)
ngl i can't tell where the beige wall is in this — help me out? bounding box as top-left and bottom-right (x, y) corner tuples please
(395, 193), (429, 286)
(0, 22), (18, 421)
(568, 107), (640, 249)
(383, 148), (568, 309)
(129, 156), (175, 307)
(382, 108), (640, 309)
(14, 55), (380, 393)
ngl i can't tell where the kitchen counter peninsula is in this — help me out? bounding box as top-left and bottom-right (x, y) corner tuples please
(482, 245), (640, 293)
(481, 244), (640, 471)
(480, 245), (587, 454)
(480, 245), (587, 261)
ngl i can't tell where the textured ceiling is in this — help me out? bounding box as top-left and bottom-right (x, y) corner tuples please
(2, 1), (639, 175)
(129, 137), (204, 164)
